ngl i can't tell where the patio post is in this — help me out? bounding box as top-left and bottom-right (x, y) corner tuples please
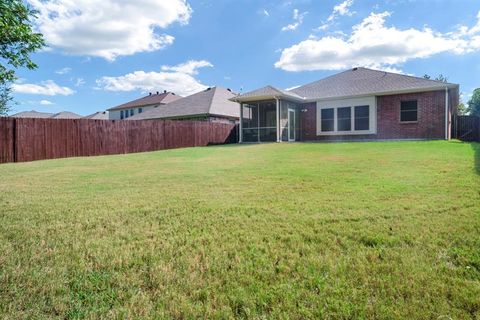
(239, 103), (243, 143)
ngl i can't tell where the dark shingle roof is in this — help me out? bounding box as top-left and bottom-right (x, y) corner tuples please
(107, 92), (182, 111)
(83, 111), (109, 120)
(128, 87), (239, 120)
(290, 67), (457, 100)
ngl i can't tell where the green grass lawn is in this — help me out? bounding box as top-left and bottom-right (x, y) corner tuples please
(0, 141), (479, 319)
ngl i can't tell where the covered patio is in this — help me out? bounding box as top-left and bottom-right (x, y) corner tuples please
(231, 86), (306, 142)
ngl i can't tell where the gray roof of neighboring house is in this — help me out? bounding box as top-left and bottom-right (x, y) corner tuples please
(10, 110), (82, 119)
(83, 111), (109, 120)
(10, 110), (55, 118)
(128, 87), (240, 120)
(50, 111), (82, 119)
(290, 67), (458, 100)
(233, 67), (459, 102)
(107, 91), (182, 111)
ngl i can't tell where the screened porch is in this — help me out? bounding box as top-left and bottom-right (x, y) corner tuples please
(239, 99), (301, 143)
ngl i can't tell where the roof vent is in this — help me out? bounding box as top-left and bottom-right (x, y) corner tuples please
(164, 90), (167, 93)
(352, 67), (358, 71)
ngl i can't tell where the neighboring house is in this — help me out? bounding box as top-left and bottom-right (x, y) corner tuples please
(232, 67), (459, 142)
(84, 111), (109, 120)
(11, 110), (82, 119)
(107, 91), (182, 120)
(128, 86), (239, 124)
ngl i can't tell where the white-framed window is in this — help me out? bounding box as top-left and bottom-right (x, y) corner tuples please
(316, 97), (376, 135)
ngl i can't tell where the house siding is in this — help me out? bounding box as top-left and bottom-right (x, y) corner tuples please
(300, 90), (451, 141)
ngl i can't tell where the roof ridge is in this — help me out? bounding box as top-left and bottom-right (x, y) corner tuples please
(354, 67), (456, 85)
(291, 69), (355, 91)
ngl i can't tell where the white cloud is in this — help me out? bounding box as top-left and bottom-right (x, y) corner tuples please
(55, 67), (71, 75)
(75, 78), (85, 87)
(276, 11), (480, 72)
(40, 100), (54, 105)
(282, 9), (308, 31)
(317, 0), (355, 31)
(160, 60), (213, 75)
(12, 80), (75, 96)
(28, 0), (192, 61)
(96, 60), (213, 96)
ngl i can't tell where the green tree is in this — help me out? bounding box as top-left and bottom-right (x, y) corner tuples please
(423, 74), (448, 83)
(467, 88), (480, 116)
(0, 0), (45, 115)
(457, 103), (468, 115)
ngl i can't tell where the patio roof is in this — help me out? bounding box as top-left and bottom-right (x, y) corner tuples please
(231, 85), (305, 103)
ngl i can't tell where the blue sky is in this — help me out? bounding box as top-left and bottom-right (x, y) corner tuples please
(10, 0), (480, 116)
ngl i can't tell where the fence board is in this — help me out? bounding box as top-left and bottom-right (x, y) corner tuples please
(0, 118), (14, 163)
(453, 115), (480, 142)
(0, 118), (237, 163)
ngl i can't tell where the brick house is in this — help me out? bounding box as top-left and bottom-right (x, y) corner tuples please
(128, 86), (239, 124)
(232, 67), (459, 142)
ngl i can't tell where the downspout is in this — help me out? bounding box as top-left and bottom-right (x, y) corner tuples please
(275, 97), (280, 142)
(445, 86), (449, 140)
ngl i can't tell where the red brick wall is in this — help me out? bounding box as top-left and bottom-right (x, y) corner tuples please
(300, 90), (451, 141)
(376, 90), (445, 139)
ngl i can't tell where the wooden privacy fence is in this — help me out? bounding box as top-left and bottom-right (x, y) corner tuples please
(453, 115), (480, 142)
(0, 118), (238, 163)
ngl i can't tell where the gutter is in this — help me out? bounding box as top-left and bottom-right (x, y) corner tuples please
(445, 86), (449, 140)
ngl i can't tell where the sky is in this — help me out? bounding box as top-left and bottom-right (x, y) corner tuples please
(9, 0), (480, 116)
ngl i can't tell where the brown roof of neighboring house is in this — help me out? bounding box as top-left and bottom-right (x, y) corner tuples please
(107, 91), (182, 111)
(128, 87), (239, 120)
(83, 111), (109, 120)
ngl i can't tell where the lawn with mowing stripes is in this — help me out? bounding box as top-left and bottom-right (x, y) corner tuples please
(0, 141), (479, 319)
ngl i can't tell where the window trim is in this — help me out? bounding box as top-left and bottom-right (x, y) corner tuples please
(316, 97), (377, 136)
(399, 100), (419, 124)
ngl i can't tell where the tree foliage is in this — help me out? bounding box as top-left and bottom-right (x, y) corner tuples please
(457, 103), (468, 115)
(467, 88), (480, 116)
(423, 74), (448, 83)
(0, 0), (45, 115)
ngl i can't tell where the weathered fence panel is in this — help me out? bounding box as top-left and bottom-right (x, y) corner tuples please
(0, 118), (14, 163)
(0, 118), (237, 164)
(453, 115), (480, 142)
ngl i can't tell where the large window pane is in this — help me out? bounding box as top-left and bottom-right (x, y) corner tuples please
(321, 108), (334, 132)
(400, 101), (418, 122)
(337, 107), (351, 131)
(354, 105), (369, 130)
